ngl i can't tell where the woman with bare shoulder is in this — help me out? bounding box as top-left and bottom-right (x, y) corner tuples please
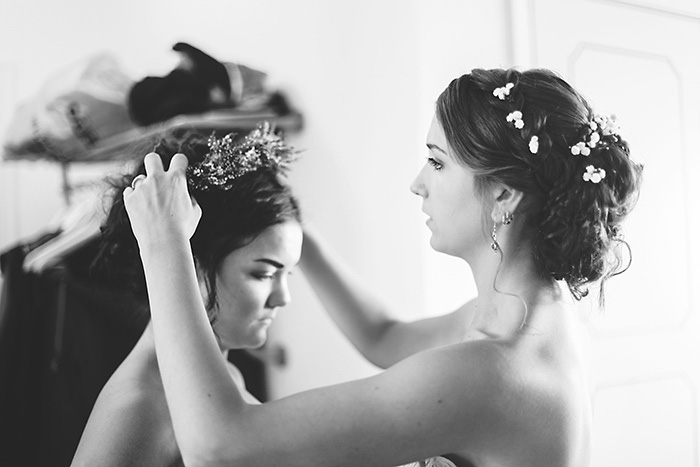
(121, 69), (642, 466)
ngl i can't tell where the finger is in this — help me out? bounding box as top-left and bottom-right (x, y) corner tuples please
(169, 153), (189, 173)
(143, 152), (164, 175)
(130, 174), (147, 189)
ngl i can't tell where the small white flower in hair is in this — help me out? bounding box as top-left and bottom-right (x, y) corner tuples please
(593, 114), (620, 136)
(529, 135), (539, 154)
(506, 110), (524, 129)
(493, 82), (514, 100)
(571, 142), (590, 156)
(583, 165), (606, 184)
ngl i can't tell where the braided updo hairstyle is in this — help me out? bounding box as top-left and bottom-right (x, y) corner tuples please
(92, 129), (302, 318)
(436, 68), (643, 300)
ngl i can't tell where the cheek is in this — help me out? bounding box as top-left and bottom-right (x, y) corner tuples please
(218, 282), (267, 318)
(435, 187), (484, 240)
(435, 183), (473, 220)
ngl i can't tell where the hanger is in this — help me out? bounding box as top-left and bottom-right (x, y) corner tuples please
(22, 196), (105, 273)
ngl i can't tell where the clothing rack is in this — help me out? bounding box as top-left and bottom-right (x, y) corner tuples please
(43, 109), (304, 206)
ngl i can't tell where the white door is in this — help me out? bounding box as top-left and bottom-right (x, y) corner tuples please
(513, 0), (700, 465)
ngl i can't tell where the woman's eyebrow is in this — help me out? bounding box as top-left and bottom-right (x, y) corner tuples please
(426, 143), (447, 155)
(255, 258), (284, 269)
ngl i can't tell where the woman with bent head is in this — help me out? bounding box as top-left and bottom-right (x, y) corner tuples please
(122, 68), (642, 466)
(70, 124), (303, 467)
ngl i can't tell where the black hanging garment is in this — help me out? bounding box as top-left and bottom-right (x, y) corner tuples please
(0, 237), (148, 467)
(0, 235), (269, 467)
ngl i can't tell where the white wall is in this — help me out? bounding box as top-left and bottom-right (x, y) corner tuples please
(0, 0), (510, 396)
(269, 0), (512, 396)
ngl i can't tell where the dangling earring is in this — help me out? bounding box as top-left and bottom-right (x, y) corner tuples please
(491, 211), (514, 253)
(490, 223), (499, 253)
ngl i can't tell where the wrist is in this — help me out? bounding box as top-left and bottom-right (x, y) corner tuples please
(138, 234), (192, 263)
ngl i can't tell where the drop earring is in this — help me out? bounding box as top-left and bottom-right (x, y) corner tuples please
(490, 223), (499, 253)
(491, 211), (514, 253)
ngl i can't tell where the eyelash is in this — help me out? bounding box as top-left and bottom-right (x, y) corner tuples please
(427, 157), (443, 171)
(253, 272), (275, 281)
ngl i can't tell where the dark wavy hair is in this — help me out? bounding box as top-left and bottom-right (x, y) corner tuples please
(92, 129), (302, 318)
(436, 68), (643, 301)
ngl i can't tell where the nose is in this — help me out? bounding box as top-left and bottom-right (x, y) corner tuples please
(267, 276), (292, 309)
(410, 165), (428, 198)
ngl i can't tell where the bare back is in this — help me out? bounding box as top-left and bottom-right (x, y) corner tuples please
(440, 300), (592, 467)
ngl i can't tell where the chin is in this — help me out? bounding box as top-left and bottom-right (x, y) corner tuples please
(247, 330), (269, 349)
(429, 235), (463, 258)
(221, 333), (268, 351)
(429, 235), (448, 254)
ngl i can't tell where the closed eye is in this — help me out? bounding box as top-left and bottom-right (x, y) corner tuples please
(253, 272), (275, 281)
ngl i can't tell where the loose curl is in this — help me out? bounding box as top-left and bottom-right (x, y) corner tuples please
(436, 68), (643, 301)
(92, 129), (302, 320)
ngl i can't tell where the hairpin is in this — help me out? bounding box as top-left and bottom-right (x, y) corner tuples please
(528, 135), (539, 154)
(493, 81), (620, 186)
(506, 111), (524, 129)
(583, 165), (606, 184)
(493, 82), (514, 100)
(187, 122), (300, 191)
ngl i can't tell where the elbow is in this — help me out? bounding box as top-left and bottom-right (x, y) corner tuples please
(364, 353), (394, 370)
(359, 344), (391, 369)
(361, 321), (402, 369)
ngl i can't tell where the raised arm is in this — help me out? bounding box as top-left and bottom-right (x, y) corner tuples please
(300, 225), (475, 368)
(123, 154), (509, 466)
(124, 153), (243, 461)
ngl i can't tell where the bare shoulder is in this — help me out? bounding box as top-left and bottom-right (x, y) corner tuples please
(72, 368), (179, 466)
(381, 337), (590, 464)
(208, 328), (587, 466)
(471, 332), (592, 465)
(363, 341), (526, 452)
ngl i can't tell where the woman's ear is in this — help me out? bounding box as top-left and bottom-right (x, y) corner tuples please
(489, 185), (524, 224)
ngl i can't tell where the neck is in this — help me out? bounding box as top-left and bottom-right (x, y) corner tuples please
(466, 237), (563, 338)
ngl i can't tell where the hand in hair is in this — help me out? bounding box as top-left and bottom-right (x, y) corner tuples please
(123, 152), (202, 248)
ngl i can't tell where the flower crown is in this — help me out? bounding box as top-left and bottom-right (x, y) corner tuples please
(187, 122), (300, 191)
(493, 80), (621, 184)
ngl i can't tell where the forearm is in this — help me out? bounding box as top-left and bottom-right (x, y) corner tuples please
(139, 238), (246, 458)
(299, 229), (400, 368)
